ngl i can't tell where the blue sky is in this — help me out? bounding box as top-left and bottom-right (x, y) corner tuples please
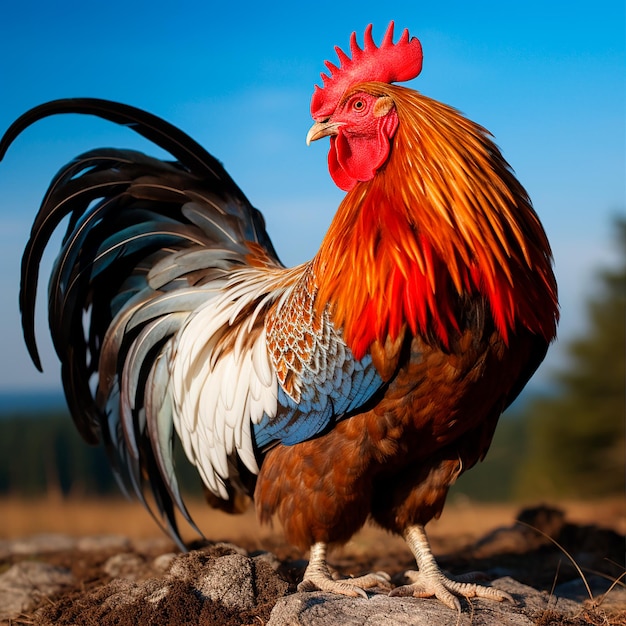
(0, 1), (624, 393)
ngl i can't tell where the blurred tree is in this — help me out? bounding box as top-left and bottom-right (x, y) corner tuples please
(0, 409), (204, 498)
(515, 217), (626, 498)
(0, 411), (118, 496)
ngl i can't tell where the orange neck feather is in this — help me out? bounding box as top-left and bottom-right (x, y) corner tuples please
(312, 84), (558, 360)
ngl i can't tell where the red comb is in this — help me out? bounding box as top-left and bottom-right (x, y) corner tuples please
(310, 22), (423, 119)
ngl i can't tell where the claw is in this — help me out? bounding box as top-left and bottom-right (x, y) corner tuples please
(391, 570), (460, 611)
(299, 542), (392, 598)
(395, 525), (515, 610)
(390, 568), (512, 610)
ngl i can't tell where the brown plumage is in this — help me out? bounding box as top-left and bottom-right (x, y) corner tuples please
(0, 23), (557, 610)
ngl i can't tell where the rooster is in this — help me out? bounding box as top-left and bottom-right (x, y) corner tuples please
(0, 23), (557, 610)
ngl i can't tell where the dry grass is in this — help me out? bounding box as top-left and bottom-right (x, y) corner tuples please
(1, 494), (623, 549)
(0, 494), (273, 547)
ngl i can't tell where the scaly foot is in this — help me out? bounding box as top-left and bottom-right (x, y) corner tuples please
(298, 541), (392, 598)
(390, 568), (513, 610)
(393, 525), (514, 611)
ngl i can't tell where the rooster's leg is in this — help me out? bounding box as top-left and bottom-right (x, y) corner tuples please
(298, 541), (391, 598)
(391, 524), (513, 610)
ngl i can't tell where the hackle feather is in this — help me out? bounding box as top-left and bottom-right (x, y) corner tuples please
(313, 83), (558, 359)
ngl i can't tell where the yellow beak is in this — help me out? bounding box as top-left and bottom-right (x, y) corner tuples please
(306, 120), (343, 145)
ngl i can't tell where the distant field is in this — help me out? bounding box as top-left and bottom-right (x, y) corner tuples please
(2, 495), (623, 555)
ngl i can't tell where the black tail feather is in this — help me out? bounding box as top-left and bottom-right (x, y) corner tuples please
(0, 98), (241, 191)
(2, 100), (279, 549)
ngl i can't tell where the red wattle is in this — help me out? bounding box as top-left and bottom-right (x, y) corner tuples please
(327, 110), (398, 192)
(328, 137), (357, 191)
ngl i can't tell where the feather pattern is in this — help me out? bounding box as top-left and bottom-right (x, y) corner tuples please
(3, 98), (386, 544)
(256, 266), (384, 447)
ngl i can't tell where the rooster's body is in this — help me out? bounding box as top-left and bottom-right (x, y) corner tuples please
(0, 24), (557, 609)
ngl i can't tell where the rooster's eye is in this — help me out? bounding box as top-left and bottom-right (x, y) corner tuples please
(353, 100), (365, 111)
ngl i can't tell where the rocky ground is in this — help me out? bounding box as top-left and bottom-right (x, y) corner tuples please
(1, 505), (624, 625)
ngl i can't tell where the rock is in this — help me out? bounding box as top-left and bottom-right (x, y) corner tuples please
(0, 539), (12, 561)
(266, 578), (581, 626)
(0, 561), (74, 621)
(495, 576), (580, 615)
(103, 552), (146, 579)
(195, 553), (256, 610)
(152, 551), (178, 572)
(99, 578), (149, 610)
(77, 534), (131, 552)
(268, 593), (451, 626)
(5, 533), (76, 556)
(267, 592), (524, 626)
(252, 549), (284, 571)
